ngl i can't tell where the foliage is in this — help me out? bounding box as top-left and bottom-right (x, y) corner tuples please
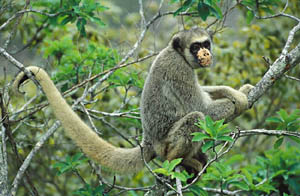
(170, 0), (222, 20)
(266, 109), (300, 148)
(33, 0), (108, 36)
(266, 109), (300, 132)
(1, 0), (300, 195)
(189, 114), (300, 195)
(241, 0), (281, 23)
(73, 184), (107, 196)
(42, 35), (120, 89)
(53, 153), (88, 175)
(192, 116), (233, 153)
(153, 158), (194, 182)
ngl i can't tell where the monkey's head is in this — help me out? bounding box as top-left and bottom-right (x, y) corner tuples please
(171, 27), (213, 69)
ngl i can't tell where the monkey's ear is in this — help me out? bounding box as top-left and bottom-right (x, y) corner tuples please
(172, 36), (182, 52)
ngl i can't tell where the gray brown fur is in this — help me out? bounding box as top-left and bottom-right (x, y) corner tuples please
(13, 28), (253, 174)
(141, 28), (253, 171)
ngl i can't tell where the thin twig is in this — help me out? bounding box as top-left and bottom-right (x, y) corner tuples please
(284, 74), (300, 82)
(0, 9), (62, 31)
(175, 167), (183, 196)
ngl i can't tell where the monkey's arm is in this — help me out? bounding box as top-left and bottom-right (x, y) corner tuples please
(202, 86), (239, 99)
(202, 84), (253, 98)
(202, 85), (253, 115)
(201, 85), (251, 116)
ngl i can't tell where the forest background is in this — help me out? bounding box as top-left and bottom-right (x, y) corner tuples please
(0, 0), (300, 195)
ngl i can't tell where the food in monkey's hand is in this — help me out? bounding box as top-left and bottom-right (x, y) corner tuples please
(197, 48), (212, 66)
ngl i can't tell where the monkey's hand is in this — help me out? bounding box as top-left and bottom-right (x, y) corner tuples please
(239, 84), (254, 96)
(233, 91), (248, 114)
(202, 86), (249, 115)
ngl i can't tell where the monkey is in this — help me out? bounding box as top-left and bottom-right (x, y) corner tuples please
(13, 27), (253, 176)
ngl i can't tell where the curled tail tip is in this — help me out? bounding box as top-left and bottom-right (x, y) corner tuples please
(12, 71), (28, 95)
(12, 66), (40, 95)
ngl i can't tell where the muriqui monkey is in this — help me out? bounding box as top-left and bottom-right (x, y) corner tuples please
(13, 27), (253, 174)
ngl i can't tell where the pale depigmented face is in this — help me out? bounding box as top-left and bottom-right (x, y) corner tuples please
(172, 28), (214, 69)
(197, 48), (212, 67)
(184, 35), (213, 69)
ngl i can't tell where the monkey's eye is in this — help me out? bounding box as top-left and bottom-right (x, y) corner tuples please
(203, 41), (210, 50)
(190, 43), (201, 54)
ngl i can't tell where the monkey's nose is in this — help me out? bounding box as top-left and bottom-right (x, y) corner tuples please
(197, 48), (212, 67)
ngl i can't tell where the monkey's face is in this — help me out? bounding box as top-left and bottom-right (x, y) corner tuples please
(189, 40), (213, 68)
(172, 28), (213, 69)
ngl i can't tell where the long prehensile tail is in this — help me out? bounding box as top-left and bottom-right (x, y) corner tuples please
(13, 66), (153, 173)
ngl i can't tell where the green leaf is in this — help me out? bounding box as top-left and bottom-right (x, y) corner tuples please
(205, 116), (216, 137)
(76, 18), (87, 36)
(174, 0), (195, 16)
(246, 10), (254, 24)
(202, 173), (220, 181)
(277, 109), (289, 121)
(153, 168), (169, 176)
(214, 119), (225, 130)
(287, 120), (300, 131)
(242, 168), (253, 185)
(204, 0), (213, 6)
(205, 115), (214, 129)
(211, 2), (222, 19)
(162, 160), (170, 169)
(256, 183), (277, 194)
(197, 2), (210, 21)
(208, 4), (221, 19)
(61, 15), (74, 25)
(90, 16), (105, 26)
(171, 172), (187, 182)
(270, 170), (287, 179)
(229, 180), (249, 191)
(217, 128), (232, 136)
(217, 135), (234, 142)
(274, 137), (284, 149)
(191, 132), (211, 142)
(201, 140), (214, 153)
(169, 158), (183, 172)
(190, 185), (208, 196)
(72, 153), (83, 161)
(266, 116), (283, 124)
(225, 154), (244, 165)
(241, 0), (255, 7)
(170, 0), (180, 3)
(289, 136), (300, 144)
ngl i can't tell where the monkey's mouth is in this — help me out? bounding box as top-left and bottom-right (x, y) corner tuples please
(198, 59), (211, 67)
(197, 48), (212, 67)
(197, 58), (212, 68)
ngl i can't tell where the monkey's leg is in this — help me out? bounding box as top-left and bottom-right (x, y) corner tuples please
(164, 111), (207, 173)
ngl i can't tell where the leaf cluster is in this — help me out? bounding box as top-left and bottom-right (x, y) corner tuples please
(266, 109), (300, 148)
(153, 158), (193, 182)
(53, 153), (88, 175)
(192, 116), (232, 153)
(170, 0), (222, 20)
(33, 0), (108, 36)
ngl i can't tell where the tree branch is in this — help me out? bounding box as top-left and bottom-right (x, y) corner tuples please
(248, 40), (300, 107)
(238, 129), (300, 138)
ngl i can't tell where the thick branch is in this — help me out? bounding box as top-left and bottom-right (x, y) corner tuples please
(248, 41), (300, 106)
(238, 129), (300, 138)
